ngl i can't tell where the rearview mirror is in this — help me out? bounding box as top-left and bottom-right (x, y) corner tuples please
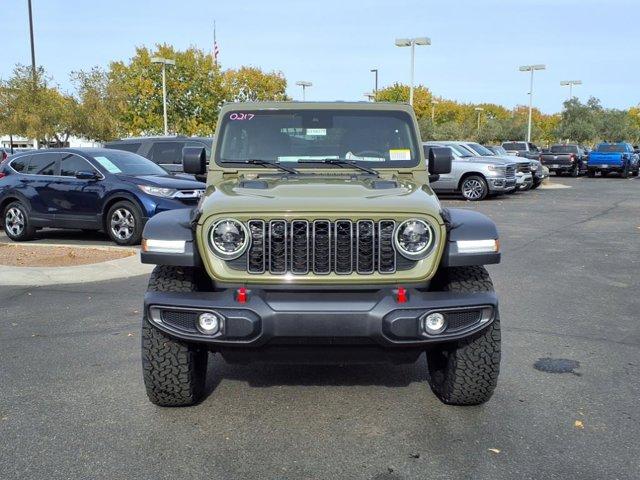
(427, 146), (453, 182)
(75, 170), (99, 180)
(182, 147), (207, 176)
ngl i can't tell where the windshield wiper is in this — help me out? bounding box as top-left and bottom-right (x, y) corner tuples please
(241, 159), (299, 174)
(298, 158), (380, 176)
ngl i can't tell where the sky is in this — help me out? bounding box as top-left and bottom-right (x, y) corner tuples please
(3, 0), (640, 114)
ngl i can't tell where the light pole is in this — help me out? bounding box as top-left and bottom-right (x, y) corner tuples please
(431, 100), (439, 123)
(27, 0), (36, 78)
(474, 107), (484, 136)
(519, 64), (546, 142)
(296, 81), (312, 101)
(395, 37), (431, 106)
(370, 69), (378, 98)
(560, 80), (582, 101)
(151, 57), (176, 135)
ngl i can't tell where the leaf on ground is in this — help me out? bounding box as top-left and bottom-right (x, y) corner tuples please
(574, 420), (584, 429)
(488, 448), (501, 454)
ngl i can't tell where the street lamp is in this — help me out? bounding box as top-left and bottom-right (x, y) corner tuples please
(296, 81), (312, 101)
(431, 100), (439, 123)
(474, 107), (484, 136)
(519, 64), (546, 142)
(370, 69), (378, 98)
(395, 37), (431, 106)
(151, 56), (176, 135)
(560, 80), (582, 101)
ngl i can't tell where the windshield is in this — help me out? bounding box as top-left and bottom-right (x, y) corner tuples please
(492, 146), (507, 155)
(503, 142), (525, 151)
(90, 150), (167, 176)
(550, 145), (578, 154)
(441, 143), (473, 158)
(216, 109), (420, 168)
(596, 144), (626, 153)
(466, 143), (495, 156)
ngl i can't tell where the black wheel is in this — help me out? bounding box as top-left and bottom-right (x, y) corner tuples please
(570, 164), (580, 177)
(632, 168), (639, 177)
(460, 175), (488, 201)
(3, 201), (36, 241)
(621, 165), (629, 179)
(587, 170), (596, 178)
(106, 201), (143, 245)
(530, 178), (541, 189)
(142, 265), (208, 407)
(426, 266), (501, 405)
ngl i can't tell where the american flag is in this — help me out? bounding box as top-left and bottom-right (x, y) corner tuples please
(213, 22), (219, 66)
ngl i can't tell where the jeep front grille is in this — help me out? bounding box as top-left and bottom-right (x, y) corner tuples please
(244, 219), (401, 275)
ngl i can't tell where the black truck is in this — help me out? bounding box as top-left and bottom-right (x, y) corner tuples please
(539, 144), (588, 176)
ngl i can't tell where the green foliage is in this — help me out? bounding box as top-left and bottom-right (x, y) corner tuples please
(223, 67), (288, 102)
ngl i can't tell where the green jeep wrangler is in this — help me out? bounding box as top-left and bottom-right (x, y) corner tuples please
(140, 102), (502, 407)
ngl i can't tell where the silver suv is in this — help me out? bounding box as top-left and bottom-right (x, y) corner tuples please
(424, 142), (516, 201)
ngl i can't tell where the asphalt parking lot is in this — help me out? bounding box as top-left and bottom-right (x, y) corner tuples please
(1, 176), (639, 480)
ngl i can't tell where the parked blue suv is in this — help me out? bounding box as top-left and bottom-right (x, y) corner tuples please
(0, 148), (205, 245)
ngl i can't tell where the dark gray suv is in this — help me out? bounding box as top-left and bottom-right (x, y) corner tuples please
(104, 136), (213, 173)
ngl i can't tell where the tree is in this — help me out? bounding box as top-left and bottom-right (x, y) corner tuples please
(108, 44), (226, 136)
(375, 83), (434, 119)
(222, 67), (288, 102)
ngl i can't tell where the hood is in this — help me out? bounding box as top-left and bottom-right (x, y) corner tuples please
(495, 154), (529, 164)
(118, 174), (205, 190)
(199, 174), (442, 218)
(459, 156), (513, 166)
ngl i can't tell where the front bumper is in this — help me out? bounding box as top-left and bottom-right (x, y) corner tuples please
(487, 177), (517, 192)
(145, 288), (498, 350)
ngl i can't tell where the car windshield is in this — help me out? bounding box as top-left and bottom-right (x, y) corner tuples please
(550, 145), (578, 154)
(596, 144), (626, 153)
(466, 143), (495, 156)
(216, 109), (420, 168)
(442, 143), (473, 158)
(491, 146), (507, 155)
(90, 150), (167, 176)
(503, 142), (525, 151)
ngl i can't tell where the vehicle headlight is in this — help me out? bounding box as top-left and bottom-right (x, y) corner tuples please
(486, 165), (505, 172)
(394, 219), (435, 260)
(138, 185), (177, 197)
(209, 219), (250, 260)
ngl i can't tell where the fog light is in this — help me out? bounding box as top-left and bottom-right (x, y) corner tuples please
(422, 312), (447, 335)
(197, 312), (220, 335)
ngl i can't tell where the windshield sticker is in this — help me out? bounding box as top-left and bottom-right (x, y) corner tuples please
(94, 156), (122, 173)
(389, 149), (411, 161)
(229, 113), (255, 121)
(345, 152), (385, 162)
(277, 156), (339, 163)
(305, 128), (326, 136)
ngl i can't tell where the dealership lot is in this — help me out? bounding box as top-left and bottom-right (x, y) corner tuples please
(1, 176), (638, 480)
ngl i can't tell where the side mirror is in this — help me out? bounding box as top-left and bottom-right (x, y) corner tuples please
(182, 147), (207, 176)
(427, 146), (453, 183)
(75, 170), (99, 180)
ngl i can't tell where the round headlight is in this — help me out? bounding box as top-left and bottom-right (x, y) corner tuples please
(394, 219), (435, 260)
(209, 219), (250, 260)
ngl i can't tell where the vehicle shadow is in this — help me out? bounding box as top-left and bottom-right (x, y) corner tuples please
(203, 354), (428, 394)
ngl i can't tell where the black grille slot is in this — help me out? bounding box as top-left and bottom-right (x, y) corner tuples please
(356, 220), (375, 273)
(313, 220), (331, 274)
(444, 310), (482, 331)
(161, 310), (199, 333)
(378, 220), (396, 273)
(247, 220), (266, 273)
(335, 220), (353, 274)
(291, 220), (309, 274)
(269, 220), (287, 273)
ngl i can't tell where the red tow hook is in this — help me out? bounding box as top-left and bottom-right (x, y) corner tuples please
(396, 287), (408, 304)
(236, 287), (248, 304)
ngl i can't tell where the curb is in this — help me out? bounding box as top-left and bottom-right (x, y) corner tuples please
(0, 246), (154, 286)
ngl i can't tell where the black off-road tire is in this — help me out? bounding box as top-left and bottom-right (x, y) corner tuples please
(142, 266), (208, 407)
(3, 201), (36, 241)
(426, 266), (501, 406)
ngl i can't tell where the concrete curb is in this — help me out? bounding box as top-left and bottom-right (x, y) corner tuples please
(0, 246), (153, 286)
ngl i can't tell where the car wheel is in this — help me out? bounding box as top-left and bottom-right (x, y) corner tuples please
(426, 266), (501, 405)
(142, 265), (209, 407)
(621, 165), (630, 179)
(587, 170), (596, 178)
(3, 201), (36, 241)
(106, 201), (143, 245)
(571, 164), (580, 177)
(460, 175), (488, 201)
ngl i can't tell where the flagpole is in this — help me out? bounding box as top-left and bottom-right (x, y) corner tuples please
(213, 21), (218, 68)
